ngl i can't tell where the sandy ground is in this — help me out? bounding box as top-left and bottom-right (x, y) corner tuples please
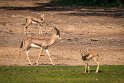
(0, 0), (124, 66)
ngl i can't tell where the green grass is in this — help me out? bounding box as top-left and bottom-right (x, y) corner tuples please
(0, 65), (124, 83)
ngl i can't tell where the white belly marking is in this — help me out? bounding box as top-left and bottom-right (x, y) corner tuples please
(30, 44), (41, 48)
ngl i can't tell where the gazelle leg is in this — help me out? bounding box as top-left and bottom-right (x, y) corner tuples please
(35, 48), (43, 65)
(84, 61), (88, 73)
(14, 51), (22, 64)
(96, 63), (99, 73)
(24, 25), (29, 35)
(84, 64), (87, 73)
(24, 19), (31, 35)
(39, 29), (42, 35)
(38, 24), (42, 35)
(26, 50), (32, 65)
(87, 63), (90, 73)
(45, 49), (54, 65)
(93, 58), (99, 73)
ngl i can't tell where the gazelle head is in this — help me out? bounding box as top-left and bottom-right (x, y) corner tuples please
(80, 48), (89, 57)
(80, 48), (90, 61)
(40, 14), (44, 21)
(80, 49), (85, 57)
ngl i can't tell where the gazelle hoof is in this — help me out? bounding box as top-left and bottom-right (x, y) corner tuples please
(95, 71), (99, 73)
(34, 63), (39, 65)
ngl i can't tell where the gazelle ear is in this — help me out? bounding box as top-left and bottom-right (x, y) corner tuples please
(40, 14), (44, 22)
(79, 48), (83, 53)
(40, 14), (44, 17)
(86, 48), (89, 51)
(79, 49), (83, 55)
(85, 48), (89, 53)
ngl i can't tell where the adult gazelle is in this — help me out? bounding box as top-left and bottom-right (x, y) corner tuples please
(15, 27), (62, 65)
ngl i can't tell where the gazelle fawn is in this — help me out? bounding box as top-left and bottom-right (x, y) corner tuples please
(15, 27), (61, 65)
(80, 49), (99, 73)
(24, 14), (44, 35)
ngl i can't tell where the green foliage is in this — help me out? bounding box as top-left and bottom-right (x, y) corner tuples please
(0, 65), (124, 83)
(50, 0), (124, 7)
